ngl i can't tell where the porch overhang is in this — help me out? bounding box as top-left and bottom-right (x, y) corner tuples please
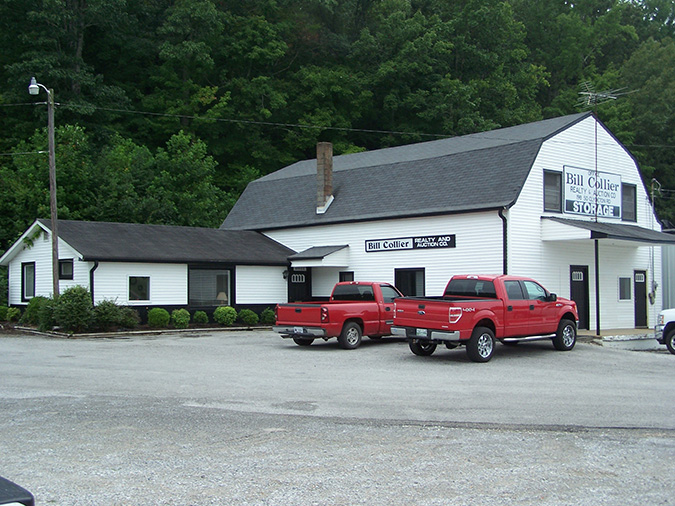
(289, 245), (349, 268)
(541, 217), (675, 246)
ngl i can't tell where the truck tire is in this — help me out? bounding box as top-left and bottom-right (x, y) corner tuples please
(665, 329), (675, 355)
(553, 319), (577, 351)
(466, 327), (495, 362)
(292, 336), (314, 346)
(338, 322), (362, 350)
(409, 340), (437, 356)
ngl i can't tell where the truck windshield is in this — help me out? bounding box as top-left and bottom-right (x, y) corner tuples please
(332, 284), (375, 301)
(444, 279), (497, 299)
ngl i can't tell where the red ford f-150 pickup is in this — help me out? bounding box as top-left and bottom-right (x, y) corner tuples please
(274, 281), (403, 349)
(391, 274), (579, 362)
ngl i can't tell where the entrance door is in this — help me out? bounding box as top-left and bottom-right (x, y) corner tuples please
(395, 268), (425, 296)
(288, 267), (312, 302)
(570, 266), (589, 330)
(634, 270), (647, 328)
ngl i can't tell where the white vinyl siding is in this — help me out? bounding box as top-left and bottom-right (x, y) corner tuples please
(235, 266), (287, 304)
(93, 263), (187, 306)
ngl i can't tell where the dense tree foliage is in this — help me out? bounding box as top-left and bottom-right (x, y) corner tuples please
(1, 0), (674, 257)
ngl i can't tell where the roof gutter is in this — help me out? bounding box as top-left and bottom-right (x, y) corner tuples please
(89, 261), (99, 305)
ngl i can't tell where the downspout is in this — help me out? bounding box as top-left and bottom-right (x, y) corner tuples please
(89, 261), (99, 305)
(498, 208), (508, 275)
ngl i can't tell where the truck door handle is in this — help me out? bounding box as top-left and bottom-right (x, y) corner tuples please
(385, 307), (391, 311)
(507, 306), (513, 311)
(530, 305), (535, 310)
(295, 308), (302, 313)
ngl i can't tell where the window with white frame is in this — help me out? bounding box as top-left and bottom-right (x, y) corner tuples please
(619, 277), (631, 300)
(22, 262), (35, 301)
(544, 170), (562, 212)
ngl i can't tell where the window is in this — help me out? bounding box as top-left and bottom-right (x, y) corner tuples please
(619, 277), (631, 300)
(504, 280), (525, 300)
(395, 268), (425, 296)
(59, 259), (74, 280)
(379, 284), (402, 303)
(22, 262), (35, 301)
(523, 280), (547, 301)
(622, 183), (636, 222)
(188, 269), (231, 306)
(444, 279), (497, 298)
(339, 271), (354, 282)
(544, 171), (562, 212)
(129, 276), (150, 301)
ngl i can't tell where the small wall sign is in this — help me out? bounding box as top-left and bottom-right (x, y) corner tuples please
(365, 235), (456, 253)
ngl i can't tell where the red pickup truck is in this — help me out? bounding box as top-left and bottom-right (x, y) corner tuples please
(274, 281), (403, 349)
(391, 274), (578, 362)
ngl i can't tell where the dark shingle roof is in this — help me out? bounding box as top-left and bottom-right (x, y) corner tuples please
(38, 219), (294, 264)
(222, 113), (590, 231)
(543, 217), (675, 244)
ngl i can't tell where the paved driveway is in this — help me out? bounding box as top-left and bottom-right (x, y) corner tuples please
(1, 330), (673, 505)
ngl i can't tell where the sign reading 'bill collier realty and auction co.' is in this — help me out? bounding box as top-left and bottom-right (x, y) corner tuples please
(365, 235), (456, 253)
(564, 165), (622, 219)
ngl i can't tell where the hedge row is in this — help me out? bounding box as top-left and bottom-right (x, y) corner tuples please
(1, 285), (277, 333)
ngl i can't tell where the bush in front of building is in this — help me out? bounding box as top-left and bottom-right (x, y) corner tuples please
(93, 300), (124, 332)
(148, 308), (170, 328)
(0, 306), (8, 321)
(7, 307), (21, 322)
(171, 308), (191, 329)
(238, 309), (259, 326)
(260, 307), (276, 325)
(19, 296), (50, 325)
(118, 307), (140, 329)
(54, 286), (94, 333)
(37, 297), (57, 332)
(213, 306), (237, 325)
(193, 311), (209, 324)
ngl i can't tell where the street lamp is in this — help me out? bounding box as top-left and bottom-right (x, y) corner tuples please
(28, 77), (59, 298)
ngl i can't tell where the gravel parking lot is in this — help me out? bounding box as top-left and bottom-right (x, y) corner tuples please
(1, 329), (674, 505)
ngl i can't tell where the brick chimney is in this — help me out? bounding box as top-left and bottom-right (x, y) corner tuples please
(316, 142), (334, 214)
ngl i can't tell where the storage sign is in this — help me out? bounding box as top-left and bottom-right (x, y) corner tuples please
(365, 235), (456, 253)
(564, 166), (621, 219)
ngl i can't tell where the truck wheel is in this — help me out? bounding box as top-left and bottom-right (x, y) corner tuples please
(338, 322), (362, 350)
(409, 340), (437, 356)
(466, 327), (495, 362)
(665, 330), (675, 355)
(292, 336), (314, 346)
(553, 319), (576, 351)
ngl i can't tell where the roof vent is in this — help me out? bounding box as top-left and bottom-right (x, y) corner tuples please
(316, 142), (334, 214)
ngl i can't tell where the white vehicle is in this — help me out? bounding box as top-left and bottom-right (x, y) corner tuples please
(655, 308), (675, 355)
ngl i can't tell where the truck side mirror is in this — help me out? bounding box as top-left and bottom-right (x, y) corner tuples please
(548, 293), (557, 302)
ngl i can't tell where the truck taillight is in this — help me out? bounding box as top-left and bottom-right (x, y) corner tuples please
(321, 306), (329, 323)
(449, 307), (462, 324)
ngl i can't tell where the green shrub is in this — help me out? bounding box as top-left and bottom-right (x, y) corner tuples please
(213, 306), (237, 325)
(193, 310), (209, 324)
(171, 308), (191, 329)
(147, 307), (170, 328)
(6, 307), (21, 322)
(0, 306), (8, 321)
(238, 309), (259, 326)
(93, 300), (123, 332)
(37, 298), (57, 332)
(20, 296), (50, 325)
(53, 286), (93, 333)
(260, 307), (276, 325)
(118, 307), (140, 329)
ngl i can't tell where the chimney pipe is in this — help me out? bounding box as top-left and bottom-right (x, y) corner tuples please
(316, 142), (334, 214)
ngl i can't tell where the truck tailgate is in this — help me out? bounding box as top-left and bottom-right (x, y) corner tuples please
(276, 304), (323, 325)
(394, 298), (461, 331)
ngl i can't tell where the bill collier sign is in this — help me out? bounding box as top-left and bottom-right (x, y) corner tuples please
(365, 235), (456, 253)
(564, 165), (621, 219)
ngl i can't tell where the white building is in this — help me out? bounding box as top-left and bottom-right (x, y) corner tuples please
(222, 112), (675, 332)
(0, 220), (293, 318)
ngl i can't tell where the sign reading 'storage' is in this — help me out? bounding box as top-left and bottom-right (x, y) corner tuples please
(564, 166), (622, 219)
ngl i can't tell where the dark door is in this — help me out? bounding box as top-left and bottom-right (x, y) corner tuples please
(570, 266), (589, 330)
(288, 267), (312, 302)
(395, 268), (425, 296)
(634, 270), (647, 328)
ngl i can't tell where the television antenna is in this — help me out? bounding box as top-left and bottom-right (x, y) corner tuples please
(576, 81), (636, 109)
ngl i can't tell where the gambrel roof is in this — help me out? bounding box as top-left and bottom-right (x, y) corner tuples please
(0, 219), (294, 266)
(221, 112), (591, 231)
